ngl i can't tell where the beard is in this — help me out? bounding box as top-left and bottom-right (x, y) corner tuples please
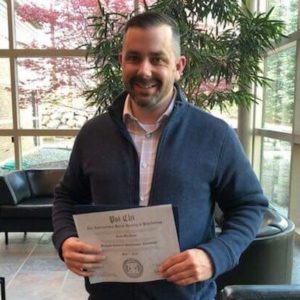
(126, 76), (162, 108)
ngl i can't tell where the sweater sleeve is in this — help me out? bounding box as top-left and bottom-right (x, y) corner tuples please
(52, 130), (92, 255)
(199, 125), (268, 278)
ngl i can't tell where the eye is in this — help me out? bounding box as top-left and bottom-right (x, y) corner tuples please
(126, 54), (140, 63)
(151, 57), (164, 65)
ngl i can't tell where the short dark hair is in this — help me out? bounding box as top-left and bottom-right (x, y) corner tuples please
(124, 11), (181, 57)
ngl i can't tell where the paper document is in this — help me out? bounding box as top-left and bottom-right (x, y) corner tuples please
(73, 204), (180, 283)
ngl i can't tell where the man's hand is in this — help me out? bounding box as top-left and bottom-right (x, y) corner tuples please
(159, 249), (214, 286)
(62, 237), (105, 277)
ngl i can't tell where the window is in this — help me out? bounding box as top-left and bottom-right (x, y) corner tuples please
(0, 0), (8, 49)
(254, 0), (300, 227)
(265, 0), (299, 34)
(20, 136), (74, 169)
(0, 137), (14, 173)
(14, 0), (98, 50)
(17, 57), (95, 130)
(260, 138), (291, 216)
(263, 45), (296, 133)
(210, 106), (238, 128)
(0, 0), (138, 174)
(0, 58), (12, 129)
(0, 0), (103, 174)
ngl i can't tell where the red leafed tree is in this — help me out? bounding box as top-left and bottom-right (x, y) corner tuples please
(15, 0), (135, 115)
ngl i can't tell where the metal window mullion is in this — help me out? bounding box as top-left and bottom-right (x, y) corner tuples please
(289, 4), (300, 223)
(237, 0), (256, 159)
(254, 128), (293, 142)
(7, 0), (21, 169)
(0, 129), (80, 136)
(0, 49), (86, 58)
(251, 82), (263, 176)
(267, 32), (300, 55)
(298, 0), (300, 30)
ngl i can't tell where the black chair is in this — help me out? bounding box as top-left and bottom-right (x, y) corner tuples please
(216, 208), (295, 293)
(0, 277), (5, 300)
(220, 284), (300, 300)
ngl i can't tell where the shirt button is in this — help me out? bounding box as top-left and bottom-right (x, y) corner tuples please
(145, 133), (152, 138)
(141, 162), (147, 168)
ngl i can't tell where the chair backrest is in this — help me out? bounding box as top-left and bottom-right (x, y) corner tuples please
(2, 171), (31, 204)
(220, 284), (300, 300)
(26, 169), (65, 197)
(0, 169), (65, 205)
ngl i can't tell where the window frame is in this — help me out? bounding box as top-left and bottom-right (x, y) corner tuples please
(252, 0), (300, 229)
(0, 0), (138, 170)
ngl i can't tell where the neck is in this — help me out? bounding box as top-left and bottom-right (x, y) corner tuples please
(130, 104), (166, 124)
(129, 91), (174, 124)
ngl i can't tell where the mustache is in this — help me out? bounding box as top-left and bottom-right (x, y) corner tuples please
(130, 77), (159, 86)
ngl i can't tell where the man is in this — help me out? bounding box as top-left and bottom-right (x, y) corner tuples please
(52, 11), (268, 300)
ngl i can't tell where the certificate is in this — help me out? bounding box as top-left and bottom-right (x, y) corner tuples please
(73, 204), (180, 283)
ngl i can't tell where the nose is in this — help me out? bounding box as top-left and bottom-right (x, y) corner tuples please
(137, 59), (152, 78)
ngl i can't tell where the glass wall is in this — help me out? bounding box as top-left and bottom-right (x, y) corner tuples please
(0, 0), (138, 174)
(254, 0), (300, 223)
(260, 138), (291, 215)
(0, 0), (102, 174)
(210, 106), (238, 128)
(14, 0), (98, 50)
(0, 137), (14, 175)
(20, 136), (74, 169)
(265, 0), (299, 34)
(0, 58), (12, 129)
(17, 57), (95, 129)
(0, 0), (8, 48)
(263, 45), (296, 133)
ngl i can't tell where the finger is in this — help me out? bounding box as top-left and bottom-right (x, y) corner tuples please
(164, 268), (194, 282)
(72, 240), (103, 255)
(161, 259), (188, 276)
(64, 237), (102, 256)
(69, 266), (94, 277)
(65, 256), (104, 274)
(76, 251), (106, 262)
(81, 263), (103, 271)
(69, 261), (103, 276)
(159, 253), (186, 272)
(160, 252), (192, 277)
(65, 250), (106, 266)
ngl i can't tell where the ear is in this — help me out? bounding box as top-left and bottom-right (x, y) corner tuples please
(118, 53), (122, 65)
(175, 56), (187, 81)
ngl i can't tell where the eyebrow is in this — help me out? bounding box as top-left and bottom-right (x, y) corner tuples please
(151, 51), (167, 57)
(125, 50), (167, 57)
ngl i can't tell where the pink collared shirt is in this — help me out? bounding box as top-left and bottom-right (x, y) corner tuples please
(123, 92), (176, 206)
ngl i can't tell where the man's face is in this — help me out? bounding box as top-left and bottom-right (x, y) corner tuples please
(119, 25), (186, 111)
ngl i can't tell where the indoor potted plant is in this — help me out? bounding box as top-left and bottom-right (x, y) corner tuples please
(83, 0), (285, 114)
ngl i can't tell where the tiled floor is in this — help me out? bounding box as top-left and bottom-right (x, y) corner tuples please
(0, 232), (299, 300)
(0, 233), (88, 300)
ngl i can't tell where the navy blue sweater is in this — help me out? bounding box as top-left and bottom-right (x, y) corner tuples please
(52, 85), (268, 299)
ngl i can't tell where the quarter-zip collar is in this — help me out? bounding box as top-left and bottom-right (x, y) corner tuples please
(108, 82), (188, 127)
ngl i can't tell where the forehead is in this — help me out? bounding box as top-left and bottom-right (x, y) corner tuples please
(122, 25), (174, 54)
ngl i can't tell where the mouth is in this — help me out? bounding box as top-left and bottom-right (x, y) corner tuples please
(135, 82), (156, 89)
(132, 78), (158, 90)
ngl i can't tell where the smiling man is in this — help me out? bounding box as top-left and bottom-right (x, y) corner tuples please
(52, 11), (268, 300)
(120, 21), (186, 123)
